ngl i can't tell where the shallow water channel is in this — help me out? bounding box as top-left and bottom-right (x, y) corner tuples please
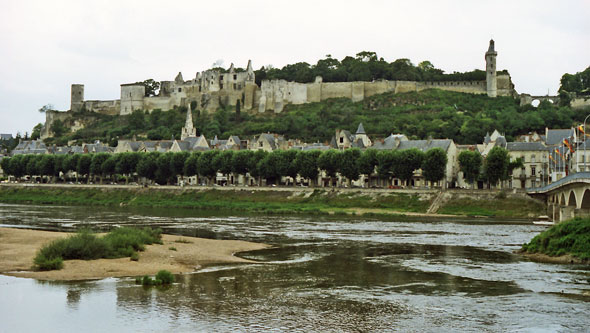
(1, 203), (589, 332)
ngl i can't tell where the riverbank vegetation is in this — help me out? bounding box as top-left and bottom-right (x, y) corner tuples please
(521, 218), (590, 260)
(34, 227), (162, 271)
(0, 186), (544, 218)
(0, 186), (432, 215)
(136, 270), (175, 286)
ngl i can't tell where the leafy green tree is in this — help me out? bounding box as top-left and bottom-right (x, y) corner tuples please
(279, 150), (299, 185)
(36, 155), (56, 183)
(458, 150), (482, 187)
(8, 155), (26, 179)
(483, 146), (510, 187)
(116, 152), (141, 183)
(294, 150), (321, 186)
(247, 150), (267, 186)
(258, 151), (283, 185)
(184, 152), (201, 178)
(339, 148), (361, 185)
(376, 150), (398, 186)
(197, 150), (220, 185)
(31, 123), (43, 140)
(155, 153), (173, 184)
(171, 152), (189, 180)
(358, 149), (378, 176)
(212, 150), (234, 181)
(136, 152), (159, 183)
(24, 155), (39, 179)
(90, 153), (110, 184)
(137, 79), (160, 97)
(318, 150), (342, 187)
(1, 157), (11, 177)
(231, 150), (253, 179)
(422, 148), (447, 185)
(396, 149), (425, 186)
(76, 154), (92, 183)
(51, 120), (68, 137)
(101, 155), (118, 181)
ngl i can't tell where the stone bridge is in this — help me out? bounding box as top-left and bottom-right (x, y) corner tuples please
(527, 172), (590, 222)
(520, 93), (560, 106)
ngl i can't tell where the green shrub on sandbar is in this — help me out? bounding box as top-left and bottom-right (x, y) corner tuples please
(33, 227), (162, 271)
(522, 218), (590, 260)
(135, 270), (175, 286)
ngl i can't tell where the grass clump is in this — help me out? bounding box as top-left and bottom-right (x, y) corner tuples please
(174, 238), (192, 244)
(168, 246), (177, 251)
(33, 227), (162, 271)
(135, 270), (175, 286)
(522, 218), (590, 260)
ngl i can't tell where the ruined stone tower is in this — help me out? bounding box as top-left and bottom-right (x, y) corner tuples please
(485, 39), (497, 98)
(181, 104), (197, 140)
(70, 84), (84, 112)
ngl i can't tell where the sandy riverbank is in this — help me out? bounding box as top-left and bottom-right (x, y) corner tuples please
(0, 227), (270, 281)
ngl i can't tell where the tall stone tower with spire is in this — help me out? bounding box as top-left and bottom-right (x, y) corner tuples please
(181, 104), (197, 140)
(485, 39), (498, 98)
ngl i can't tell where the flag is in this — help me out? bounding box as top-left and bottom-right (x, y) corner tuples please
(555, 148), (565, 160)
(563, 138), (575, 153)
(549, 154), (556, 163)
(578, 124), (586, 136)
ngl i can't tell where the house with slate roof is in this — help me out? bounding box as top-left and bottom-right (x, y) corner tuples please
(506, 141), (549, 188)
(11, 140), (48, 155)
(114, 140), (142, 153)
(331, 123), (371, 150)
(251, 133), (286, 152)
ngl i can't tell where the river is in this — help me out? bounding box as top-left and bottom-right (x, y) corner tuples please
(1, 203), (589, 332)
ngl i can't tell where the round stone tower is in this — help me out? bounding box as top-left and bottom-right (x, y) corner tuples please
(70, 84), (84, 112)
(485, 39), (497, 98)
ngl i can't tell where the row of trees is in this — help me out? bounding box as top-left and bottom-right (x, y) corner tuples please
(458, 146), (523, 187)
(253, 52), (490, 86)
(2, 146), (521, 188)
(2, 148), (449, 187)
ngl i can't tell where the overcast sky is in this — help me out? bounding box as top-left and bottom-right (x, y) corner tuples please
(1, 0), (589, 136)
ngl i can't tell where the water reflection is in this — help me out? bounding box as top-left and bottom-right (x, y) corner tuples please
(0, 203), (589, 331)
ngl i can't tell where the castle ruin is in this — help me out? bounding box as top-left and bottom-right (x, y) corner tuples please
(42, 40), (516, 138)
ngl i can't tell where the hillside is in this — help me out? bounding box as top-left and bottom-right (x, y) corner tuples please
(43, 89), (585, 146)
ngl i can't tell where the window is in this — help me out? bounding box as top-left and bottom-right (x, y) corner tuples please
(178, 88), (182, 92)
(531, 155), (536, 163)
(220, 84), (224, 89)
(220, 75), (224, 80)
(233, 83), (236, 89)
(259, 141), (263, 147)
(531, 166), (536, 177)
(233, 74), (237, 80)
(531, 180), (536, 188)
(339, 137), (344, 144)
(199, 86), (201, 92)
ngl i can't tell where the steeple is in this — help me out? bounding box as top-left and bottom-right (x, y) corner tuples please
(356, 122), (366, 134)
(181, 104), (196, 140)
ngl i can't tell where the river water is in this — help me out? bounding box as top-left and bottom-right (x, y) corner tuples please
(1, 203), (589, 332)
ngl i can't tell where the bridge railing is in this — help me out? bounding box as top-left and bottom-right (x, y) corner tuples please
(526, 172), (590, 193)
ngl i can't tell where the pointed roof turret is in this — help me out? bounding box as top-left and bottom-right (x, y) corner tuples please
(356, 123), (366, 134)
(175, 72), (184, 84)
(246, 60), (253, 72)
(228, 63), (235, 73)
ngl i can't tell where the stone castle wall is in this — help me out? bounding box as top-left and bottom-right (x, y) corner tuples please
(258, 78), (498, 113)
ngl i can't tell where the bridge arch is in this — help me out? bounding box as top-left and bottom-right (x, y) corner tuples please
(581, 189), (590, 209)
(560, 192), (567, 205)
(568, 190), (577, 207)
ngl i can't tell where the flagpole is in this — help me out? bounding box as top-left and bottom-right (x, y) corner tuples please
(584, 114), (590, 172)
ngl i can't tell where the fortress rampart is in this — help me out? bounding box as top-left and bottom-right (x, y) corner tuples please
(42, 40), (525, 138)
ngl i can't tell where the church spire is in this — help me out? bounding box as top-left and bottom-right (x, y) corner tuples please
(181, 103), (197, 140)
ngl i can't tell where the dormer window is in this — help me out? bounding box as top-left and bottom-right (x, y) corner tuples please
(178, 88), (182, 92)
(220, 75), (224, 80)
(233, 74), (237, 80)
